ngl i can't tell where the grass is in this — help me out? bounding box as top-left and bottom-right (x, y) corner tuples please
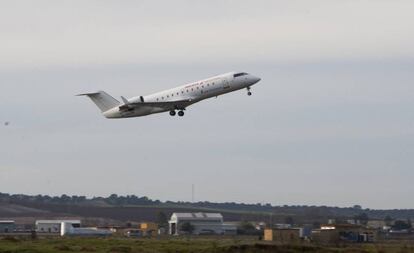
(1, 236), (414, 253)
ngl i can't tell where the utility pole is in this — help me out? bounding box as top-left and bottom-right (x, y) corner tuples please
(191, 184), (195, 203)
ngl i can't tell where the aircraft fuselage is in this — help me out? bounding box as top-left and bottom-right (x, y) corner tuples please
(80, 71), (261, 119)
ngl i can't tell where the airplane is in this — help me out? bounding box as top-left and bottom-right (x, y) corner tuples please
(77, 71), (261, 119)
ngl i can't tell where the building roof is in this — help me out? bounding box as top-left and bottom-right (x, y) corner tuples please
(171, 212), (223, 220)
(265, 228), (301, 231)
(0, 220), (15, 224)
(35, 220), (81, 224)
(321, 224), (363, 229)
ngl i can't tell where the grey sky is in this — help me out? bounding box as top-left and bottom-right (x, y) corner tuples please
(1, 1), (414, 209)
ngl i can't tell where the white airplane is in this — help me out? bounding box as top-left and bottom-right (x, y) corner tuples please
(78, 71), (261, 118)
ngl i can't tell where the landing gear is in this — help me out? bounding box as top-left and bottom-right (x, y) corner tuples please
(170, 107), (185, 117)
(247, 86), (252, 96)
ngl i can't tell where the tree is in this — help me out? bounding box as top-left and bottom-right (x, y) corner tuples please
(393, 220), (411, 230)
(384, 215), (393, 226)
(157, 211), (169, 228)
(107, 194), (119, 205)
(240, 221), (255, 231)
(60, 194), (71, 203)
(284, 216), (294, 225)
(180, 222), (194, 234)
(312, 221), (321, 229)
(354, 213), (369, 225)
(238, 221), (257, 235)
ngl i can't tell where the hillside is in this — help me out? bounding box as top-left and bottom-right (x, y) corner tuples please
(1, 192), (413, 225)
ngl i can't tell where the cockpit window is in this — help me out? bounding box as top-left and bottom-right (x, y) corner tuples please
(233, 72), (248, 78)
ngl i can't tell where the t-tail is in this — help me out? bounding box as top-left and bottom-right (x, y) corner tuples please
(77, 91), (120, 115)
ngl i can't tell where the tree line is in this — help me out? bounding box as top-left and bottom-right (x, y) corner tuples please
(1, 192), (413, 220)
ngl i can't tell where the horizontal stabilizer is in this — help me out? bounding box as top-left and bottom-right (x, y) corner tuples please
(120, 96), (129, 105)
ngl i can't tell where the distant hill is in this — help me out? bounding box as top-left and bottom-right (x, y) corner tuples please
(0, 192), (413, 225)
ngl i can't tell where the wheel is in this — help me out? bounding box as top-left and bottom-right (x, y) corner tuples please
(178, 111), (184, 117)
(247, 91), (252, 96)
(169, 110), (176, 116)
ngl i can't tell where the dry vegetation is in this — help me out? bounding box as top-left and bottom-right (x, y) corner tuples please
(1, 237), (414, 253)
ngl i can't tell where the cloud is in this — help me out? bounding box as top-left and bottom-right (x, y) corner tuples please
(0, 1), (413, 68)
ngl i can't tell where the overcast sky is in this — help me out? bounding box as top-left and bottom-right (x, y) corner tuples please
(1, 1), (414, 209)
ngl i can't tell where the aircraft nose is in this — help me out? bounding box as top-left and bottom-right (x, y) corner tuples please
(251, 75), (261, 84)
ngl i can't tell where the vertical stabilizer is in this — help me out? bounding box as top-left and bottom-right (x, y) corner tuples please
(77, 91), (120, 112)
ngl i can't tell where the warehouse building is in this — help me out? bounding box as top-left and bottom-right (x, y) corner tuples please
(36, 220), (81, 233)
(0, 220), (15, 233)
(169, 212), (236, 235)
(139, 222), (158, 236)
(312, 224), (376, 244)
(264, 225), (312, 242)
(264, 228), (301, 243)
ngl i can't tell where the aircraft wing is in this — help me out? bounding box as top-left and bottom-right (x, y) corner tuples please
(119, 99), (192, 111)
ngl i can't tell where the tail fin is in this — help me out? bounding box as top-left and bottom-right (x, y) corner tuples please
(77, 91), (120, 112)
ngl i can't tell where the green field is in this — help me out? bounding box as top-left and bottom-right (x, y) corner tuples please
(1, 237), (414, 253)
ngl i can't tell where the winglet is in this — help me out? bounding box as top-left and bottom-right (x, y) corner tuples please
(120, 96), (129, 105)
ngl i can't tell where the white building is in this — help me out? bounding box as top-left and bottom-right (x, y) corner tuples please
(0, 220), (15, 233)
(36, 220), (81, 233)
(367, 220), (386, 229)
(60, 222), (112, 236)
(168, 212), (237, 235)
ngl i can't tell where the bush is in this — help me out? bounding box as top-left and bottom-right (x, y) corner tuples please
(54, 244), (74, 251)
(107, 246), (132, 253)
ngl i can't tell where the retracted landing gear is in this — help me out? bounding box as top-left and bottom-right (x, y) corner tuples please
(247, 86), (252, 96)
(169, 110), (176, 116)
